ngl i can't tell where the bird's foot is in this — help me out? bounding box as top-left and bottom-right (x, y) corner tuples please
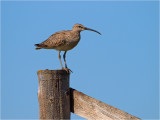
(62, 67), (73, 74)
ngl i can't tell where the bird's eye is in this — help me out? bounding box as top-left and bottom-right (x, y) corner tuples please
(78, 26), (82, 28)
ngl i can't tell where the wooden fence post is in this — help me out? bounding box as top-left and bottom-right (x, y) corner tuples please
(37, 69), (70, 119)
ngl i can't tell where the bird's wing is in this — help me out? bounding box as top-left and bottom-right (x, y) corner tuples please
(40, 31), (68, 48)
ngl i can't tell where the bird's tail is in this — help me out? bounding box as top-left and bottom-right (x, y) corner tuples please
(35, 47), (42, 50)
(35, 43), (48, 50)
(35, 44), (42, 50)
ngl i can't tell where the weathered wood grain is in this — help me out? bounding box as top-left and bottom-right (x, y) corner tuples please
(37, 70), (70, 119)
(70, 88), (141, 120)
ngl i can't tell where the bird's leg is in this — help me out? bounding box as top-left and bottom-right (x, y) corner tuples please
(58, 51), (64, 69)
(63, 51), (73, 73)
(63, 51), (68, 68)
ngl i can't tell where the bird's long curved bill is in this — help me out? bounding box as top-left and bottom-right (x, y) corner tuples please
(85, 27), (101, 35)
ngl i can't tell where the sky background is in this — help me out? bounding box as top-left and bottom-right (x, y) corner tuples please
(1, 1), (159, 120)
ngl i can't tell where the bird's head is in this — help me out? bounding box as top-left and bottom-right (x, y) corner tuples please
(72, 24), (101, 35)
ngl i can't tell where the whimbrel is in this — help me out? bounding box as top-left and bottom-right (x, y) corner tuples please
(35, 24), (101, 72)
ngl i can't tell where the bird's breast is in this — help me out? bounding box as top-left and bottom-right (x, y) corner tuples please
(56, 33), (80, 51)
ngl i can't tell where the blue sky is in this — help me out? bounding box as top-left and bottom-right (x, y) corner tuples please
(1, 1), (159, 119)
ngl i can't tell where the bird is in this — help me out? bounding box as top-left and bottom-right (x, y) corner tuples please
(35, 24), (101, 72)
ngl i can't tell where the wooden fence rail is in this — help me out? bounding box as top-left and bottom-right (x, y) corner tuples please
(70, 88), (141, 120)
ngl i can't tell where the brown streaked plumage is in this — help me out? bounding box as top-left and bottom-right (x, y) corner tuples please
(35, 24), (101, 71)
